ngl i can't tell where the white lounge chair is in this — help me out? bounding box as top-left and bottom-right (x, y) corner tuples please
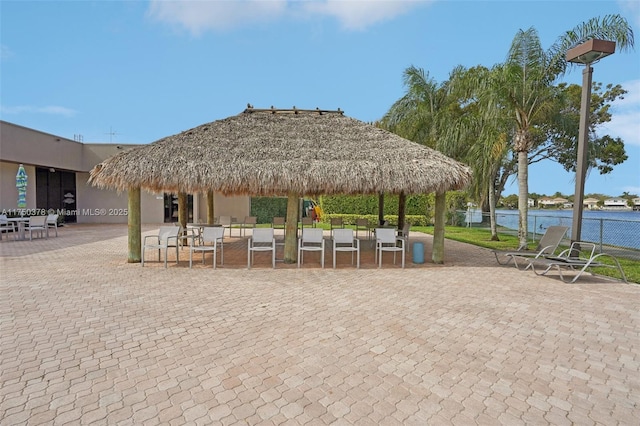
(493, 225), (568, 269)
(523, 241), (627, 283)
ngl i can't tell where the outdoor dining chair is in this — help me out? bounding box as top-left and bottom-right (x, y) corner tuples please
(332, 229), (360, 269)
(355, 218), (371, 240)
(0, 214), (16, 241)
(27, 215), (47, 240)
(240, 216), (257, 237)
(397, 223), (411, 252)
(46, 213), (59, 237)
(189, 226), (224, 269)
(218, 216), (233, 237)
(330, 217), (344, 238)
(375, 227), (405, 268)
(248, 228), (276, 269)
(298, 228), (325, 268)
(142, 225), (181, 268)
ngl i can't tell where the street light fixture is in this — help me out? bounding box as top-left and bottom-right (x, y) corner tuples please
(566, 39), (615, 254)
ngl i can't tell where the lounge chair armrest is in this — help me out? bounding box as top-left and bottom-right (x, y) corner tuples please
(535, 245), (555, 258)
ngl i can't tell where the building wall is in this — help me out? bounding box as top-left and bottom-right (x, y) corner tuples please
(1, 121), (250, 224)
(0, 121), (84, 171)
(194, 193), (250, 223)
(75, 172), (164, 224)
(0, 162), (37, 213)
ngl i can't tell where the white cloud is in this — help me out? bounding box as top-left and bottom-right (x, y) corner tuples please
(603, 79), (640, 147)
(147, 0), (289, 35)
(1, 105), (77, 117)
(300, 0), (423, 31)
(147, 0), (426, 35)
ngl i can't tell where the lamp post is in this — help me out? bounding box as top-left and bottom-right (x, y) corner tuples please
(566, 39), (615, 254)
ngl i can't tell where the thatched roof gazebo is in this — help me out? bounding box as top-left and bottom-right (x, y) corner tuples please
(90, 106), (472, 264)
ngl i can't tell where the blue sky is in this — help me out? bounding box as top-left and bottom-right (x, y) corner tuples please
(1, 0), (639, 198)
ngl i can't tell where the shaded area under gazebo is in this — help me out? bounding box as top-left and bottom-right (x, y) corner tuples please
(89, 106), (472, 264)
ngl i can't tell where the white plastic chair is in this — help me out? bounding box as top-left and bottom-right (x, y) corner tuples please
(375, 228), (405, 268)
(219, 215), (233, 237)
(142, 225), (181, 268)
(330, 217), (344, 238)
(298, 228), (325, 268)
(248, 228), (276, 269)
(332, 229), (360, 269)
(355, 218), (371, 240)
(0, 214), (16, 241)
(46, 214), (59, 237)
(240, 216), (257, 237)
(27, 216), (47, 240)
(397, 223), (411, 252)
(189, 226), (224, 269)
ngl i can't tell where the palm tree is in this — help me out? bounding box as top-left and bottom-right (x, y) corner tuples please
(489, 14), (633, 248)
(445, 65), (511, 241)
(382, 66), (467, 263)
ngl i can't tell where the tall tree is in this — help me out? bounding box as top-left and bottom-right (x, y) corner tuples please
(490, 15), (633, 247)
(446, 65), (511, 240)
(382, 66), (468, 263)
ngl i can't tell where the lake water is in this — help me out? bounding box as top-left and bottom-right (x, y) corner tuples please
(492, 209), (640, 250)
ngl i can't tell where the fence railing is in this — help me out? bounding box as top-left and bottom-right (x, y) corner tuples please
(458, 210), (640, 260)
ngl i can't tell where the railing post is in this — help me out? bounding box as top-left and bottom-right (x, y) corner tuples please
(599, 218), (604, 253)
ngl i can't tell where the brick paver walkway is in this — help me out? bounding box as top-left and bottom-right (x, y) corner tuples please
(1, 224), (638, 425)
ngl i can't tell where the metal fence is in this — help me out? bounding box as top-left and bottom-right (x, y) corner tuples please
(458, 210), (640, 261)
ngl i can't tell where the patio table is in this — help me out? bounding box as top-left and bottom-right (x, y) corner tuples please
(7, 217), (30, 240)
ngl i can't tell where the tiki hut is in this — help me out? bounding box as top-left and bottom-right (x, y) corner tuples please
(90, 106), (472, 263)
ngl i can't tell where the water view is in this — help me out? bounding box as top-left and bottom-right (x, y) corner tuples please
(494, 209), (640, 250)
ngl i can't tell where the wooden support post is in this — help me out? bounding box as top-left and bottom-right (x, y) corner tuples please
(207, 190), (214, 225)
(284, 193), (299, 263)
(128, 186), (141, 263)
(178, 192), (187, 229)
(398, 192), (406, 230)
(432, 191), (446, 264)
(378, 192), (385, 225)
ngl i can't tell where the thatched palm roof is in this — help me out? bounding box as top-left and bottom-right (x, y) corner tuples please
(89, 107), (471, 195)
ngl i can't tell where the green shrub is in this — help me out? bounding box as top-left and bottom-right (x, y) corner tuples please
(320, 213), (432, 227)
(250, 197), (288, 224)
(320, 194), (434, 216)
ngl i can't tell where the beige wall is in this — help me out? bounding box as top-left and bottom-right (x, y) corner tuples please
(194, 193), (251, 223)
(1, 120), (249, 224)
(75, 173), (164, 224)
(0, 162), (37, 213)
(1, 121), (85, 171)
